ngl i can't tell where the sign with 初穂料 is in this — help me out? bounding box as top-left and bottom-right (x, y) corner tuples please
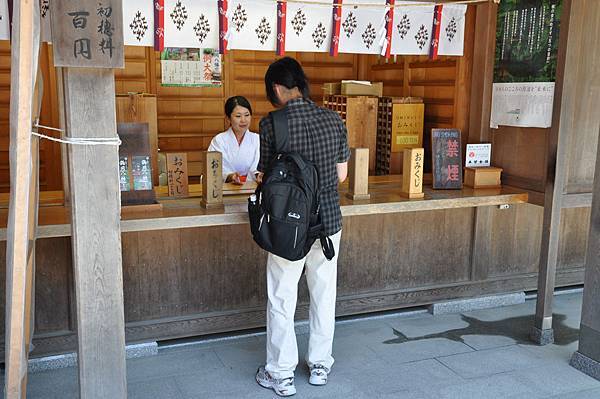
(391, 103), (424, 153)
(50, 0), (124, 68)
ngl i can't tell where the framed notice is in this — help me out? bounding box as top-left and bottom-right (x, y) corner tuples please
(118, 123), (156, 206)
(132, 156), (152, 190)
(50, 0), (124, 68)
(161, 48), (222, 87)
(119, 156), (130, 191)
(432, 129), (462, 190)
(391, 103), (424, 152)
(465, 144), (491, 168)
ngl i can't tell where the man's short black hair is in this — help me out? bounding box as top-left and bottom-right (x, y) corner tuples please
(224, 96), (253, 117)
(264, 57), (310, 106)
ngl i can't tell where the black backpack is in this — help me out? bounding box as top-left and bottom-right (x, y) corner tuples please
(248, 108), (335, 262)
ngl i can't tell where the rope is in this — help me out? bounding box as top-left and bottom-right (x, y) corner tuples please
(32, 124), (121, 146)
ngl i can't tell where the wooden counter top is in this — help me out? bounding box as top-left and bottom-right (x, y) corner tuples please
(0, 175), (528, 240)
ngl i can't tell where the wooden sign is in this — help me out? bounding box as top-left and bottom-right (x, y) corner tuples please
(432, 128), (463, 190)
(401, 148), (425, 199)
(391, 103), (424, 152)
(346, 148), (370, 201)
(200, 151), (223, 208)
(167, 153), (189, 197)
(50, 0), (124, 68)
(118, 123), (156, 205)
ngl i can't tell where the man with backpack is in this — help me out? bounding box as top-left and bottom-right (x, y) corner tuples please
(254, 57), (350, 397)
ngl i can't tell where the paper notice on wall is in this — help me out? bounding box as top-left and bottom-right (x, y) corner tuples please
(490, 82), (555, 129)
(161, 48), (222, 87)
(0, 0), (9, 41)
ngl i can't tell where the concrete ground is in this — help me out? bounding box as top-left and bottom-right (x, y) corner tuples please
(5, 291), (600, 398)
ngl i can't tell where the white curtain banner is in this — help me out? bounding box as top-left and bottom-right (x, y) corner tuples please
(490, 82), (555, 128)
(391, 2), (435, 55)
(0, 0), (9, 41)
(285, 0), (332, 53)
(164, 0), (219, 49)
(438, 4), (466, 56)
(124, 0), (155, 46)
(228, 0), (277, 52)
(338, 0), (388, 55)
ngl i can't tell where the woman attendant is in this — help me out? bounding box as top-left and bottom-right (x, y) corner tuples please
(208, 96), (260, 184)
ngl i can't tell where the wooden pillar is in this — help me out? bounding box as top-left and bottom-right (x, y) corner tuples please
(570, 124), (600, 380)
(346, 148), (370, 200)
(532, 0), (600, 344)
(62, 68), (127, 398)
(200, 151), (223, 208)
(5, 1), (40, 398)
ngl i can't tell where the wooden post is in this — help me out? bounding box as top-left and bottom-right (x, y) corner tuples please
(346, 148), (370, 201)
(401, 148), (425, 199)
(5, 1), (40, 398)
(200, 151), (223, 208)
(62, 68), (127, 398)
(570, 124), (600, 380)
(531, 0), (574, 345)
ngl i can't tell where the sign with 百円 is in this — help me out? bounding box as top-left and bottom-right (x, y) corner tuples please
(432, 128), (462, 190)
(391, 103), (424, 152)
(50, 0), (124, 68)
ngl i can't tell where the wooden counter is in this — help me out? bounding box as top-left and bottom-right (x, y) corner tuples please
(0, 176), (528, 240)
(0, 176), (587, 358)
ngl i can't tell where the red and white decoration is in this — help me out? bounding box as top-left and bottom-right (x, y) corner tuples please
(2, 0), (467, 58)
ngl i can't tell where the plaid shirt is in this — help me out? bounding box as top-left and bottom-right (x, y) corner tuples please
(258, 98), (351, 236)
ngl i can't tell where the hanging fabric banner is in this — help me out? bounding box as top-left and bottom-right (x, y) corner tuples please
(382, 0), (394, 58)
(218, 0), (228, 54)
(329, 0), (343, 56)
(124, 0), (155, 46)
(338, 0), (388, 55)
(154, 0), (165, 51)
(438, 4), (467, 56)
(164, 0), (219, 49)
(429, 4), (442, 59)
(276, 0), (287, 56)
(286, 0), (332, 53)
(227, 0), (277, 52)
(391, 2), (435, 55)
(0, 0), (9, 41)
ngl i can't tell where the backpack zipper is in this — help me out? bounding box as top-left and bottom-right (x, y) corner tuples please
(258, 214), (265, 231)
(293, 226), (298, 248)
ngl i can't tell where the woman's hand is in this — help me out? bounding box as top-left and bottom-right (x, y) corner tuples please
(226, 172), (244, 185)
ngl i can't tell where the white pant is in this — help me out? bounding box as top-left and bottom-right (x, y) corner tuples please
(265, 230), (342, 379)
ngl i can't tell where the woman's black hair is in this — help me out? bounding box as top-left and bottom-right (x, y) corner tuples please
(264, 57), (310, 106)
(224, 96), (253, 118)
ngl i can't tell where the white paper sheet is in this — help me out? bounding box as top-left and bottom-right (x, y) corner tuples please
(124, 0), (155, 46)
(0, 0), (9, 41)
(391, 2), (435, 55)
(338, 0), (388, 55)
(490, 82), (555, 128)
(438, 4), (466, 56)
(227, 0), (277, 52)
(164, 0), (219, 49)
(285, 0), (332, 53)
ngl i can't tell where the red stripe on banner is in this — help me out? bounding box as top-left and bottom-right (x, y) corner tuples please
(276, 1), (287, 56)
(429, 5), (443, 60)
(330, 0), (343, 57)
(218, 0), (229, 55)
(154, 0), (165, 52)
(385, 0), (395, 59)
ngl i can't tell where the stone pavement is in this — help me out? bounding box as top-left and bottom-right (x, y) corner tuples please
(5, 291), (600, 398)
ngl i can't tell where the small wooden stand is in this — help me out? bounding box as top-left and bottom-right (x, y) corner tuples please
(346, 148), (371, 200)
(464, 167), (503, 189)
(200, 151), (223, 209)
(401, 148), (425, 199)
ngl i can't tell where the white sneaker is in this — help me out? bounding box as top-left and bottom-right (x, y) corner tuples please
(256, 366), (296, 397)
(309, 364), (329, 386)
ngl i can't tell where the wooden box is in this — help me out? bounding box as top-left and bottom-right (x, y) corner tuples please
(341, 81), (383, 97)
(464, 167), (503, 189)
(116, 93), (159, 185)
(323, 95), (378, 173)
(376, 97), (424, 175)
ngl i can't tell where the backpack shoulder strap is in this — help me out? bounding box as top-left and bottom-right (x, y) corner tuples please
(271, 108), (289, 154)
